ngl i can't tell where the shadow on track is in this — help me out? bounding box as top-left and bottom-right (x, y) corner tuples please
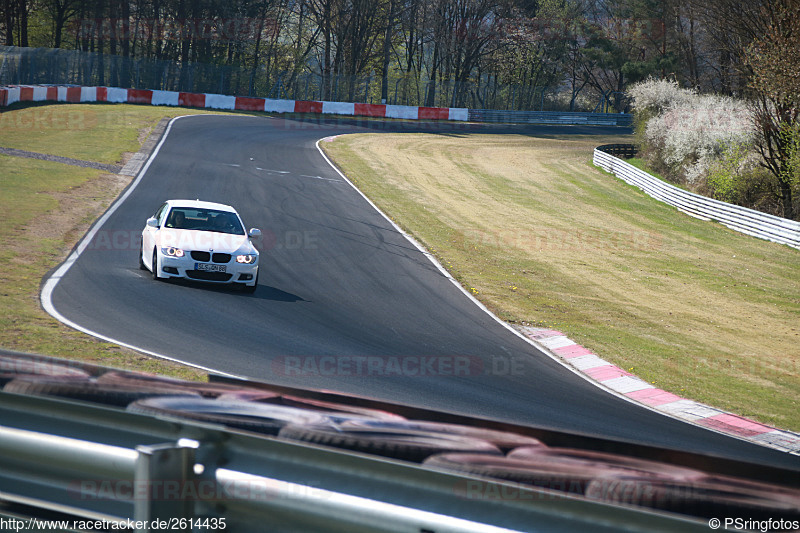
(134, 270), (306, 302)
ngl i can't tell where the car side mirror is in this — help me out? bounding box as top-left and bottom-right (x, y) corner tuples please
(249, 228), (262, 238)
(146, 217), (159, 228)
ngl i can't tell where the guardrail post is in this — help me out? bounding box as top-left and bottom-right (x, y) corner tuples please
(134, 441), (198, 531)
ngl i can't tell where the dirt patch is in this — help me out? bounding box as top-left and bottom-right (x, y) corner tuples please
(21, 172), (131, 253)
(14, 123), (152, 259)
(137, 122), (155, 144)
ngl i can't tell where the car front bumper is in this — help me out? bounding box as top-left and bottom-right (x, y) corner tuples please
(159, 254), (258, 285)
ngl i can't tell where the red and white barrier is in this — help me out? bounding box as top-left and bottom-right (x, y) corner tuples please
(0, 85), (469, 121)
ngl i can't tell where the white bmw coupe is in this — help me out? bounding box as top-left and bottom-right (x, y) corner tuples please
(139, 199), (261, 293)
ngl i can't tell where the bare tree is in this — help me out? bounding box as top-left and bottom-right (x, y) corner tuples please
(745, 0), (800, 219)
(43, 0), (81, 47)
(2, 0), (16, 45)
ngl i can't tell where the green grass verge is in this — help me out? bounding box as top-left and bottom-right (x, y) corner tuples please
(0, 103), (263, 379)
(323, 132), (800, 432)
(627, 157), (666, 181)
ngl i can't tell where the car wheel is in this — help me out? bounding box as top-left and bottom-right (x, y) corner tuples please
(138, 240), (146, 270)
(152, 249), (163, 281)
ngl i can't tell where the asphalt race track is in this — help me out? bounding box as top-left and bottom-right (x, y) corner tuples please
(46, 114), (800, 470)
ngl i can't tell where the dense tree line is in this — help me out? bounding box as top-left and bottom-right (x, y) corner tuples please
(2, 0), (797, 217)
(1, 0), (790, 110)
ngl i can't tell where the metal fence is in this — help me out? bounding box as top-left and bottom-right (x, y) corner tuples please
(595, 143), (638, 158)
(594, 147), (800, 249)
(470, 110), (632, 126)
(1, 45), (611, 112)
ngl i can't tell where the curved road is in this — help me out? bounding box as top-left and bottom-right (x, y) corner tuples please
(46, 114), (799, 470)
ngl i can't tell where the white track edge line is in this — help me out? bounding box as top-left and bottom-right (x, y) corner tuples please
(314, 136), (795, 454)
(40, 114), (242, 379)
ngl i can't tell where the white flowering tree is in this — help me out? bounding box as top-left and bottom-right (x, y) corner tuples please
(628, 78), (756, 188)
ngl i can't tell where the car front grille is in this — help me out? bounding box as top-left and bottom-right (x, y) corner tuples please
(185, 270), (233, 282)
(189, 251), (231, 264)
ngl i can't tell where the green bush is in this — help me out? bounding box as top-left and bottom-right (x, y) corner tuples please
(705, 143), (751, 203)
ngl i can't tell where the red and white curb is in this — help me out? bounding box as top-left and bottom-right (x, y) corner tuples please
(0, 85), (468, 122)
(520, 327), (800, 454)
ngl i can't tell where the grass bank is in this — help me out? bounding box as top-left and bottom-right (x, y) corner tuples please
(323, 132), (800, 432)
(0, 103), (253, 379)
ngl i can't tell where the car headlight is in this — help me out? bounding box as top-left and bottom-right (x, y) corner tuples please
(161, 246), (184, 257)
(236, 254), (257, 264)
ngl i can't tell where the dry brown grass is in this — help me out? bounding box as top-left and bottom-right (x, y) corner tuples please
(324, 132), (800, 431)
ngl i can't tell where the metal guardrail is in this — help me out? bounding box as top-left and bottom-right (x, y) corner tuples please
(0, 389), (708, 533)
(593, 147), (800, 249)
(596, 143), (638, 158)
(469, 109), (633, 126)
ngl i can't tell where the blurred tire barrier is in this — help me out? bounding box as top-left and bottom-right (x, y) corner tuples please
(335, 419), (545, 453)
(278, 419), (503, 462)
(507, 447), (706, 480)
(424, 447), (705, 495)
(97, 370), (245, 398)
(218, 390), (406, 420)
(3, 374), (200, 407)
(0, 352), (783, 531)
(594, 145), (800, 249)
(586, 473), (800, 520)
(0, 354), (90, 385)
(127, 396), (328, 435)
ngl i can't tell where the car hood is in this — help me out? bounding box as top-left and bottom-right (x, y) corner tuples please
(156, 229), (255, 254)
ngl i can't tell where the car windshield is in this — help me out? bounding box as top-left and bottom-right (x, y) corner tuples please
(164, 207), (244, 235)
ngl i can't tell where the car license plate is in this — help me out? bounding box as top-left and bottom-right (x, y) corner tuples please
(195, 263), (226, 273)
